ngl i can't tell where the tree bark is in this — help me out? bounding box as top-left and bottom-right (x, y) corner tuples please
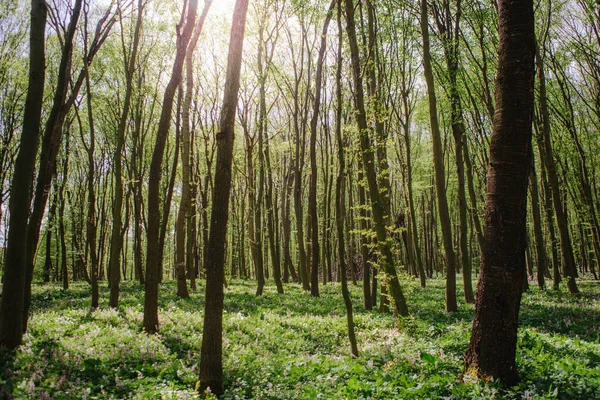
(464, 0), (535, 385)
(282, 163), (297, 282)
(198, 0), (249, 395)
(534, 43), (579, 294)
(336, 0), (358, 358)
(0, 0), (47, 348)
(175, 2), (210, 298)
(144, 0), (198, 334)
(23, 0), (113, 331)
(344, 0), (408, 317)
(108, 0), (143, 307)
(420, 0), (458, 312)
(529, 157), (547, 289)
(82, 50), (99, 308)
(308, 0), (336, 297)
(432, 0), (474, 302)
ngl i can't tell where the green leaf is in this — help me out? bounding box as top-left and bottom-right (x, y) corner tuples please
(420, 352), (436, 364)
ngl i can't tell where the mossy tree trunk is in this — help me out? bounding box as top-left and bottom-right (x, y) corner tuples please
(344, 0), (409, 317)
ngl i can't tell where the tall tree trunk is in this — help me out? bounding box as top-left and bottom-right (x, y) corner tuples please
(530, 157), (547, 289)
(24, 0), (82, 326)
(538, 145), (561, 289)
(291, 35), (310, 291)
(344, 0), (409, 317)
(435, 0), (474, 302)
(282, 164), (297, 282)
(175, 3), (210, 298)
(464, 0), (535, 385)
(159, 92), (182, 281)
(198, 0), (249, 394)
(308, 0), (336, 297)
(187, 181), (198, 289)
(534, 43), (579, 294)
(0, 0), (47, 348)
(23, 0), (112, 331)
(144, 0), (198, 334)
(59, 134), (71, 291)
(265, 135), (284, 293)
(83, 53), (99, 308)
(336, 0), (358, 358)
(131, 83), (146, 285)
(255, 24), (267, 296)
(400, 85), (426, 287)
(358, 174), (372, 310)
(420, 0), (457, 312)
(109, 0), (144, 308)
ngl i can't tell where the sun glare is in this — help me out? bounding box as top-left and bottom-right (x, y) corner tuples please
(208, 0), (235, 18)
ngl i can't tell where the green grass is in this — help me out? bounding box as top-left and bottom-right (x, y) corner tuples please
(2, 276), (599, 399)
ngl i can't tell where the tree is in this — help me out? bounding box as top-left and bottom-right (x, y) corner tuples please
(22, 0), (115, 331)
(344, 0), (409, 317)
(420, 0), (458, 312)
(197, 0), (249, 394)
(335, 0), (358, 357)
(534, 36), (579, 294)
(109, 0), (145, 309)
(144, 0), (199, 334)
(175, 1), (211, 298)
(308, 0), (337, 298)
(463, 0), (535, 385)
(431, 0), (475, 303)
(0, 0), (47, 348)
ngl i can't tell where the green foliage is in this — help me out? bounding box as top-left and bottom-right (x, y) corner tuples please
(5, 279), (600, 399)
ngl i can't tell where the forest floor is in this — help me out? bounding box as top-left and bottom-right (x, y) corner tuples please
(1, 276), (599, 399)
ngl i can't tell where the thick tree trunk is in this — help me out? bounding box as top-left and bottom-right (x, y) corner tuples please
(22, 0), (83, 333)
(464, 0), (535, 385)
(23, 0), (114, 331)
(0, 0), (47, 348)
(198, 0), (249, 394)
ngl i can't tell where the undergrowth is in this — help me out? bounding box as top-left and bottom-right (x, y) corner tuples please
(2, 276), (599, 399)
